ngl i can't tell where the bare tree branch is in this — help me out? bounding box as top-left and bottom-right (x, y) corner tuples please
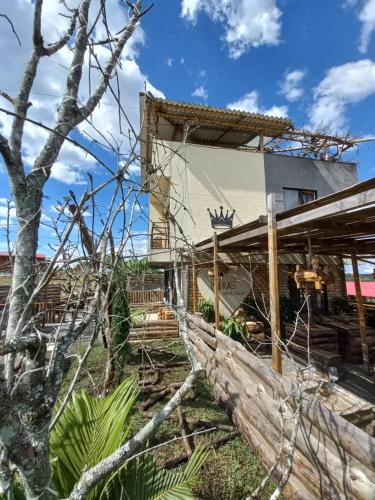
(0, 14), (21, 46)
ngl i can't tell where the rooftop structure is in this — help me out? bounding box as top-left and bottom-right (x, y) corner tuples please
(139, 93), (358, 266)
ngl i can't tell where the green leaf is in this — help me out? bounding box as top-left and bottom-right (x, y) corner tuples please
(50, 376), (139, 499)
(100, 444), (208, 500)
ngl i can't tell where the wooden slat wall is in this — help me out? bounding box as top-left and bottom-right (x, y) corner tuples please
(0, 285), (62, 305)
(187, 313), (375, 500)
(127, 289), (164, 305)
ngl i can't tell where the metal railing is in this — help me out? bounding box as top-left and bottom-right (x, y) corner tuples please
(150, 221), (169, 249)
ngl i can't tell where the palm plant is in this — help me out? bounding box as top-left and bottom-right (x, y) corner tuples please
(220, 317), (247, 342)
(50, 376), (139, 499)
(197, 299), (215, 323)
(49, 376), (207, 499)
(100, 445), (207, 500)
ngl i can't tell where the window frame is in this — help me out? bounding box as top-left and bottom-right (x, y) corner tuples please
(283, 187), (317, 210)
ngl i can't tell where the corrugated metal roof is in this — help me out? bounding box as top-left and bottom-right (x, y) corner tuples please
(143, 93), (294, 149)
(151, 96), (292, 125)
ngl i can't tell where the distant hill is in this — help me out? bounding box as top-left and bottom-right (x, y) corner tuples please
(345, 274), (374, 282)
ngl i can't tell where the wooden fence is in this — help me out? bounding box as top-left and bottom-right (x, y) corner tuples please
(187, 313), (375, 500)
(0, 285), (64, 326)
(127, 289), (164, 305)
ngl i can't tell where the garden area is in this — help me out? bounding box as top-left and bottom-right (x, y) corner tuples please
(59, 337), (279, 500)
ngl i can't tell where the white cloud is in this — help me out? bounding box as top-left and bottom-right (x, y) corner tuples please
(124, 235), (148, 257)
(279, 69), (306, 102)
(0, 198), (16, 228)
(0, 0), (163, 185)
(181, 0), (282, 58)
(227, 90), (288, 117)
(166, 57), (173, 67)
(344, 0), (375, 52)
(127, 163), (141, 176)
(310, 59), (375, 131)
(192, 85), (208, 99)
(51, 162), (86, 185)
(359, 0), (375, 52)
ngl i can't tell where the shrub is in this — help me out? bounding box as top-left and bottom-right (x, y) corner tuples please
(112, 272), (132, 381)
(50, 377), (208, 499)
(331, 296), (352, 315)
(197, 299), (215, 323)
(279, 295), (296, 325)
(220, 318), (247, 343)
(241, 296), (262, 321)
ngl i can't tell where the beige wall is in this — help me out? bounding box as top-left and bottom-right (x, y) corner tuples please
(154, 141), (266, 251)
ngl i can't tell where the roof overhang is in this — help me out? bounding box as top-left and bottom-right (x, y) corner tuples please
(195, 177), (375, 257)
(139, 92), (294, 183)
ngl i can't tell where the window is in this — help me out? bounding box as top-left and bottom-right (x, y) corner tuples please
(283, 188), (317, 210)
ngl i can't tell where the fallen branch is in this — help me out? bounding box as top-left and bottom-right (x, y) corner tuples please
(140, 410), (234, 432)
(137, 370), (159, 387)
(140, 381), (183, 394)
(162, 430), (239, 469)
(137, 346), (177, 358)
(138, 361), (190, 370)
(141, 387), (171, 411)
(177, 405), (194, 457)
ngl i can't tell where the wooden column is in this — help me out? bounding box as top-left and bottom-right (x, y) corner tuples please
(267, 193), (282, 374)
(213, 232), (220, 330)
(192, 249), (197, 314)
(351, 253), (370, 372)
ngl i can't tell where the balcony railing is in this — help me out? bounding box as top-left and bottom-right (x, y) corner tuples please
(151, 221), (170, 249)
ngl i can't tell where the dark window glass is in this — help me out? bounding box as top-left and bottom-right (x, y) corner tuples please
(283, 188), (317, 210)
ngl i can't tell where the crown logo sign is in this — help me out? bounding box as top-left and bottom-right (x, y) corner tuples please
(207, 206), (235, 230)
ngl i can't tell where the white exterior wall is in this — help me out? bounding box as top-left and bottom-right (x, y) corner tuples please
(147, 140), (357, 264)
(167, 141), (266, 245)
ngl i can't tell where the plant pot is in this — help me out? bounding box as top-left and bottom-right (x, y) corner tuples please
(245, 321), (263, 334)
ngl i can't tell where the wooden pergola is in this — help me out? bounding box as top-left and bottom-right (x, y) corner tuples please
(194, 177), (375, 374)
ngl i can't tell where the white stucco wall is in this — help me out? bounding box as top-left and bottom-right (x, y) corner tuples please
(162, 141), (267, 247)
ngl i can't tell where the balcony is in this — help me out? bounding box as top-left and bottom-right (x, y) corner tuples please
(150, 221), (170, 249)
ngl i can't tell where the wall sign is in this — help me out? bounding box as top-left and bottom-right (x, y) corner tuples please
(197, 267), (252, 317)
(207, 206), (235, 230)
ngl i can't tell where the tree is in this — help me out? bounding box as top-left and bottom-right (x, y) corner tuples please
(0, 2), (202, 498)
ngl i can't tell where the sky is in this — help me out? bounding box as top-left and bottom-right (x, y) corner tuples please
(1, 0), (375, 266)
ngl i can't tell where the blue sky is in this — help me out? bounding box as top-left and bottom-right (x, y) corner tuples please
(1, 0), (375, 261)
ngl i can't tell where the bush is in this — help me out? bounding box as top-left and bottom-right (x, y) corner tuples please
(331, 296), (352, 315)
(241, 296), (263, 321)
(112, 272), (132, 381)
(197, 299), (215, 323)
(279, 295), (296, 325)
(219, 317), (247, 342)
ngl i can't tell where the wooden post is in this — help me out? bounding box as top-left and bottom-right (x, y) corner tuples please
(267, 193), (282, 374)
(213, 232), (220, 330)
(192, 249), (197, 314)
(351, 253), (370, 372)
(338, 256), (347, 297)
(259, 134), (264, 152)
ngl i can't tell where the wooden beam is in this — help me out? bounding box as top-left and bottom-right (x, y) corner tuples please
(192, 249), (197, 314)
(213, 232), (220, 330)
(351, 253), (371, 372)
(259, 134), (264, 152)
(154, 110), (289, 136)
(277, 188), (375, 231)
(267, 193), (282, 375)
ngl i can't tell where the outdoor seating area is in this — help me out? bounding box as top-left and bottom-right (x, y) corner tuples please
(192, 177), (375, 376)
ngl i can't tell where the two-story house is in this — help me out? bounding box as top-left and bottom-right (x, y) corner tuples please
(140, 93), (357, 269)
(140, 94), (357, 310)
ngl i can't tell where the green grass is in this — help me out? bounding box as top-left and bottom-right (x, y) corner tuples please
(61, 339), (279, 499)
